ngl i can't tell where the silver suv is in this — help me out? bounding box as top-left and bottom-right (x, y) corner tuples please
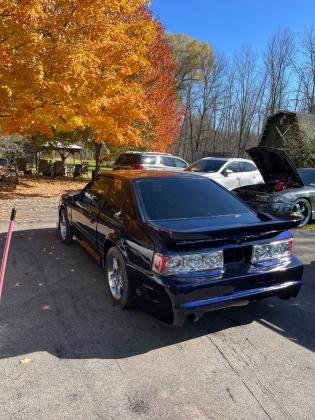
(113, 152), (188, 171)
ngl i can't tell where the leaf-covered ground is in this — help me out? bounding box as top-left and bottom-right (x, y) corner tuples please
(0, 176), (86, 221)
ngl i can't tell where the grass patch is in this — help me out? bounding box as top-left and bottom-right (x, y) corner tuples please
(304, 223), (315, 231)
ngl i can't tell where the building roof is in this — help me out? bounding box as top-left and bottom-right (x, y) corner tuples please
(42, 142), (83, 151)
(125, 151), (172, 155)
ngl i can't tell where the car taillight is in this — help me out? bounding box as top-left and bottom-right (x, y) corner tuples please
(251, 238), (293, 264)
(152, 250), (224, 275)
(130, 164), (144, 170)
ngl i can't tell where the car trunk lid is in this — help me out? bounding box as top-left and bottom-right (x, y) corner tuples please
(146, 214), (301, 245)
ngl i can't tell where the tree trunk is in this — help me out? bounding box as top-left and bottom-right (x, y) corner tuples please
(94, 142), (102, 175)
(14, 158), (19, 184)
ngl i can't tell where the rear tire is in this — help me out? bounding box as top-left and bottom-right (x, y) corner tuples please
(59, 209), (73, 244)
(291, 198), (312, 227)
(104, 247), (132, 308)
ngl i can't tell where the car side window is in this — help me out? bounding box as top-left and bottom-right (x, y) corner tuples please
(225, 162), (240, 173)
(102, 177), (122, 219)
(161, 156), (176, 167)
(82, 177), (122, 219)
(174, 158), (187, 168)
(82, 177), (109, 206)
(239, 162), (257, 172)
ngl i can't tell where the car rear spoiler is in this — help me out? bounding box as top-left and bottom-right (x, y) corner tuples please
(147, 214), (301, 245)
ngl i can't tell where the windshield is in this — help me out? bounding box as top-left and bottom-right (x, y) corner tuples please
(135, 177), (252, 221)
(186, 159), (227, 173)
(298, 169), (315, 186)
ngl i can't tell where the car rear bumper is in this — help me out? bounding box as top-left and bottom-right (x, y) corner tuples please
(128, 256), (303, 326)
(172, 279), (301, 326)
(169, 256), (303, 326)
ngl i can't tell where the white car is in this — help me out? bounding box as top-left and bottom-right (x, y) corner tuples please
(185, 157), (264, 190)
(113, 152), (188, 171)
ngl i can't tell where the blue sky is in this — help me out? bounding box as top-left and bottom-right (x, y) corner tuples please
(150, 0), (315, 56)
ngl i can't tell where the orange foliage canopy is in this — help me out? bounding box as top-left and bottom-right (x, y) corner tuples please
(142, 21), (183, 152)
(0, 1), (181, 149)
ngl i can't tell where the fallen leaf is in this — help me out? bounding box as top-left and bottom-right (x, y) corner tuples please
(19, 357), (32, 365)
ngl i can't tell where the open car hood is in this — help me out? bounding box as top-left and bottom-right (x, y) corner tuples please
(246, 147), (304, 186)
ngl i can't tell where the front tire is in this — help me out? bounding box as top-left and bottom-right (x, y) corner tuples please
(291, 198), (312, 227)
(105, 247), (132, 308)
(59, 209), (73, 244)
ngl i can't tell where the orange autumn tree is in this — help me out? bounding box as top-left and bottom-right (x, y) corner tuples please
(0, 1), (157, 148)
(142, 21), (183, 152)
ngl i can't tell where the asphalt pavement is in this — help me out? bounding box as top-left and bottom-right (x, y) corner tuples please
(0, 202), (314, 420)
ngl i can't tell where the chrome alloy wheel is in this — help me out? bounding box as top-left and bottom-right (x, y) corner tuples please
(107, 256), (124, 300)
(291, 199), (311, 227)
(59, 212), (67, 240)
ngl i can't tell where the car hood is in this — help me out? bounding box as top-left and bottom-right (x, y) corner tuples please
(246, 147), (304, 186)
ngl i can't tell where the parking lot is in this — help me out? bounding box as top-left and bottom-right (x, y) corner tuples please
(0, 202), (314, 420)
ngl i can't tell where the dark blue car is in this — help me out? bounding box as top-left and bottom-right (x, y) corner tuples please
(58, 171), (303, 326)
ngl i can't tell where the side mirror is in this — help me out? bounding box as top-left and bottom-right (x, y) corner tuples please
(222, 169), (233, 177)
(71, 192), (81, 201)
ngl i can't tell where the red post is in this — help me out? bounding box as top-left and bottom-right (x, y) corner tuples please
(0, 208), (17, 300)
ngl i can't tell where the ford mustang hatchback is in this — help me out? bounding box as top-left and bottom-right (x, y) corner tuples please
(58, 171), (303, 326)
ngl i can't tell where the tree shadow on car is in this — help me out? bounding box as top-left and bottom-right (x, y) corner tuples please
(0, 228), (314, 360)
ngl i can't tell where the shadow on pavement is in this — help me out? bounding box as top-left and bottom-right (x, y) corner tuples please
(0, 228), (314, 360)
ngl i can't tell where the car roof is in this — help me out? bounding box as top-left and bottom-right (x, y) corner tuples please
(124, 151), (172, 155)
(98, 170), (205, 181)
(200, 157), (252, 162)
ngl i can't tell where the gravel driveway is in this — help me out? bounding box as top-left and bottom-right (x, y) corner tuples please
(0, 198), (314, 420)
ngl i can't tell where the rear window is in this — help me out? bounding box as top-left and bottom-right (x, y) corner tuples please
(135, 178), (252, 220)
(186, 159), (227, 173)
(116, 154), (141, 165)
